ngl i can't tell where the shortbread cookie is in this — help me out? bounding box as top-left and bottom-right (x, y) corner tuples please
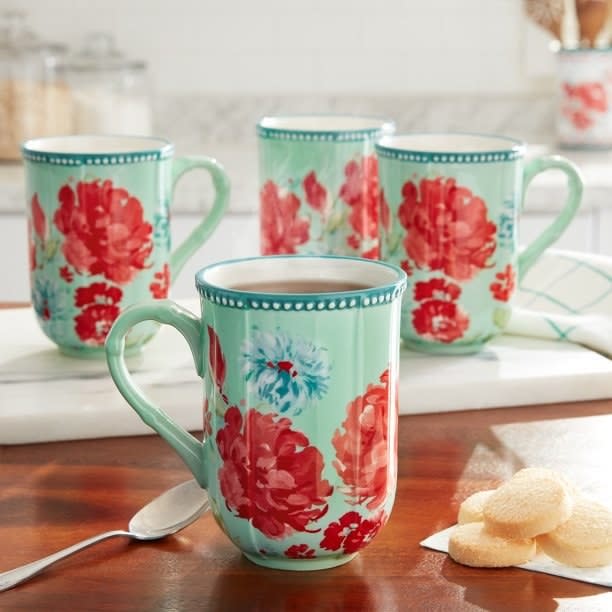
(458, 490), (496, 524)
(512, 467), (579, 496)
(537, 497), (612, 567)
(483, 468), (573, 538)
(448, 522), (536, 568)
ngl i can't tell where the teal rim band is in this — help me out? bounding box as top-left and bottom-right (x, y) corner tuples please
(22, 143), (175, 166)
(556, 46), (612, 55)
(257, 117), (394, 143)
(196, 256), (407, 311)
(375, 145), (524, 163)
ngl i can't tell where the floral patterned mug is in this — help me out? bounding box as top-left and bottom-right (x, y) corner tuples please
(257, 115), (394, 259)
(23, 135), (229, 357)
(376, 133), (583, 354)
(105, 255), (407, 570)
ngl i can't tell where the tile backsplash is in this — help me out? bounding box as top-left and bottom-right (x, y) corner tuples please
(155, 93), (555, 150)
(158, 92), (556, 214)
(13, 0), (552, 96)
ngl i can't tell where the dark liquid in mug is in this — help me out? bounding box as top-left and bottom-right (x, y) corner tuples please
(230, 280), (371, 294)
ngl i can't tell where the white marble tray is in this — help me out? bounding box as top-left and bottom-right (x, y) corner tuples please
(1, 299), (612, 445)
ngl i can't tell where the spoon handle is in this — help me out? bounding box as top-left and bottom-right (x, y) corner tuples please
(0, 529), (130, 591)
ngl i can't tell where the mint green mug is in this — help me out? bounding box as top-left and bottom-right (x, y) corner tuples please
(376, 133), (584, 354)
(257, 115), (394, 259)
(23, 135), (229, 357)
(106, 255), (407, 571)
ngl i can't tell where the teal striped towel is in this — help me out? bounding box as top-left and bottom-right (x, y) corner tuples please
(508, 249), (612, 359)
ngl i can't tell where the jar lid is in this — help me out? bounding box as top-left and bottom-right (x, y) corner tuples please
(0, 10), (66, 55)
(60, 32), (146, 72)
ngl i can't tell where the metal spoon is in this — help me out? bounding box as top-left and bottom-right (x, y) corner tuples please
(0, 480), (209, 591)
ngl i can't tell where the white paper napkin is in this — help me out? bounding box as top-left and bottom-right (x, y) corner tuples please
(509, 249), (612, 359)
(421, 525), (612, 588)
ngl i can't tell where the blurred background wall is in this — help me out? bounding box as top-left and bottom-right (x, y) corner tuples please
(13, 0), (553, 96)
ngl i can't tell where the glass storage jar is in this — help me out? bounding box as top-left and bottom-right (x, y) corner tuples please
(0, 11), (72, 160)
(60, 33), (152, 135)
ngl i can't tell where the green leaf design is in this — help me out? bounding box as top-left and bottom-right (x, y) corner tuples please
(387, 232), (401, 255)
(43, 238), (59, 261)
(213, 393), (227, 417)
(493, 307), (510, 329)
(325, 209), (345, 234)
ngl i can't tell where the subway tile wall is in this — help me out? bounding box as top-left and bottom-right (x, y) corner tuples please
(13, 0), (551, 96)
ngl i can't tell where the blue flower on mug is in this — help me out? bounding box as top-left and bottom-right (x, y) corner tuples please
(153, 210), (171, 252)
(32, 276), (70, 338)
(241, 329), (330, 415)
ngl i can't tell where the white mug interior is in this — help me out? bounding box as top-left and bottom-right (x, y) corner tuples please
(377, 132), (525, 154)
(198, 256), (403, 294)
(22, 134), (172, 155)
(259, 115), (393, 133)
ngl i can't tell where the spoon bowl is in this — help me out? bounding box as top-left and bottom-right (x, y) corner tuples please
(127, 480), (210, 539)
(0, 480), (210, 591)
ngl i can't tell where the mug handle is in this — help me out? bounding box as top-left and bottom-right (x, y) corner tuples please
(518, 155), (583, 281)
(105, 300), (207, 487)
(169, 157), (230, 280)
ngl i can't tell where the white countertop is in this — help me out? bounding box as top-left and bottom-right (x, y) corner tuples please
(2, 300), (612, 445)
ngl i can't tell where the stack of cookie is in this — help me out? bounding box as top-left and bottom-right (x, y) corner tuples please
(449, 467), (612, 568)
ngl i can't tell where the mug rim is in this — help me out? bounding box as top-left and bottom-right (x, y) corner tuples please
(257, 114), (395, 142)
(195, 255), (407, 312)
(376, 131), (526, 163)
(554, 44), (612, 55)
(22, 134), (174, 166)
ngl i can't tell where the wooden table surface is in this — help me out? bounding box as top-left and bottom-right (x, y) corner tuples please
(0, 396), (610, 611)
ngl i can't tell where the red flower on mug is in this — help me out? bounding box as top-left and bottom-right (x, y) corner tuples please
(59, 266), (74, 283)
(489, 264), (515, 302)
(28, 194), (49, 271)
(74, 281), (123, 344)
(260, 180), (310, 255)
(414, 277), (461, 302)
(28, 233), (36, 271)
(339, 155), (380, 250)
(412, 278), (469, 343)
(320, 509), (387, 554)
(399, 259), (413, 276)
(346, 234), (360, 250)
(31, 194), (48, 241)
(53, 179), (153, 284)
(149, 263), (170, 299)
(361, 245), (379, 260)
(216, 406), (333, 539)
(303, 171), (327, 213)
(565, 82), (607, 112)
(398, 177), (497, 282)
(380, 189), (391, 233)
(562, 82), (608, 131)
(207, 325), (227, 401)
(564, 109), (593, 130)
(284, 543), (316, 559)
(332, 369), (392, 510)
(203, 398), (213, 438)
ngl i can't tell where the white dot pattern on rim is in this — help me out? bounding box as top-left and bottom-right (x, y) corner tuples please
(375, 148), (522, 163)
(198, 283), (407, 311)
(257, 126), (387, 143)
(22, 150), (171, 165)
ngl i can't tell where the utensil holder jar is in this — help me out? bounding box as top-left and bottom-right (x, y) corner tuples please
(556, 48), (612, 149)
